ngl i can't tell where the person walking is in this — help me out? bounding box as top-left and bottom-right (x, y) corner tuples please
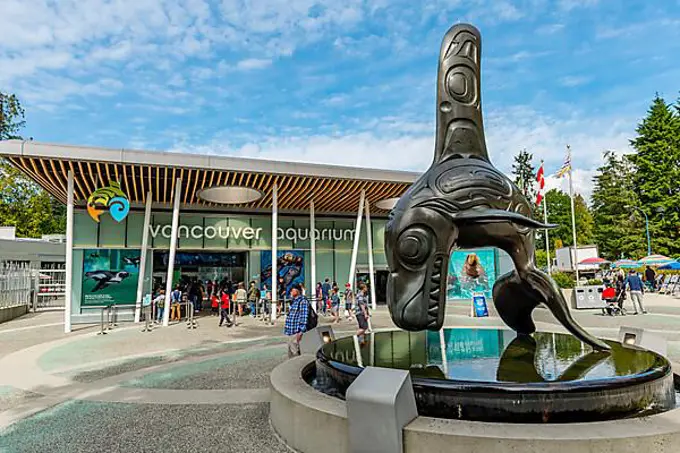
(248, 281), (259, 317)
(219, 290), (233, 327)
(315, 282), (323, 313)
(355, 284), (370, 337)
(330, 287), (341, 324)
(644, 266), (656, 292)
(235, 282), (247, 317)
(615, 274), (627, 311)
(210, 292), (219, 316)
(260, 284), (269, 321)
(284, 284), (311, 358)
(344, 283), (355, 321)
(321, 278), (331, 316)
(625, 270), (647, 315)
(170, 285), (182, 322)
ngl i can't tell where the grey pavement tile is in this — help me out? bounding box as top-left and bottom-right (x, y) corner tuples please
(0, 401), (289, 453)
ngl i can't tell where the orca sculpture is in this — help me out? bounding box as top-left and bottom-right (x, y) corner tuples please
(384, 23), (609, 351)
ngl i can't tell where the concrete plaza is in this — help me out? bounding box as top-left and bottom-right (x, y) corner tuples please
(1, 295), (680, 452)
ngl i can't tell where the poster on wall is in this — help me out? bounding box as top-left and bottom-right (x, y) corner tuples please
(82, 249), (140, 306)
(447, 249), (496, 300)
(260, 250), (304, 297)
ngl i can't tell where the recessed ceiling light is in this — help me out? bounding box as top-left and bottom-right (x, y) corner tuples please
(197, 186), (263, 204)
(374, 197), (400, 210)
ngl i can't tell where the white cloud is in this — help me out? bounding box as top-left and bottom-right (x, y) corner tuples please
(558, 75), (591, 87)
(236, 58), (273, 70)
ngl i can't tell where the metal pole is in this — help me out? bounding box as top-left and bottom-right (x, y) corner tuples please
(567, 146), (579, 284)
(543, 197), (551, 274)
(310, 200), (317, 313)
(643, 210), (651, 256)
(365, 199), (377, 311)
(64, 170), (74, 333)
(271, 185), (278, 323)
(348, 191), (366, 291)
(163, 178), (182, 327)
(135, 192), (153, 323)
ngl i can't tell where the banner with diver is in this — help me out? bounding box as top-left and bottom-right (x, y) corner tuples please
(260, 250), (304, 298)
(447, 249), (496, 300)
(82, 249), (141, 306)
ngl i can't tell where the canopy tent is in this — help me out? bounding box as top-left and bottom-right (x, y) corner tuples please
(613, 259), (639, 269)
(578, 257), (610, 265)
(638, 255), (676, 266)
(658, 261), (680, 271)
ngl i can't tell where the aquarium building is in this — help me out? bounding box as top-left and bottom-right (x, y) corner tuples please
(0, 140), (511, 332)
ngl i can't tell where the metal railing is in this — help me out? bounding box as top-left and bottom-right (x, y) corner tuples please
(34, 268), (66, 310)
(0, 262), (33, 309)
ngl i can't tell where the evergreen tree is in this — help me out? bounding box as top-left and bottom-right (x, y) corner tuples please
(629, 95), (680, 256)
(512, 149), (537, 203)
(0, 92), (25, 140)
(544, 188), (594, 249)
(591, 151), (646, 260)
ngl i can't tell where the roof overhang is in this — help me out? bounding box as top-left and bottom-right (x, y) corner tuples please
(0, 140), (418, 216)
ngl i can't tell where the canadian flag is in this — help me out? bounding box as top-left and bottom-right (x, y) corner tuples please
(535, 164), (545, 206)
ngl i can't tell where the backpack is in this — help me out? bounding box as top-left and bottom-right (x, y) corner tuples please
(305, 297), (318, 331)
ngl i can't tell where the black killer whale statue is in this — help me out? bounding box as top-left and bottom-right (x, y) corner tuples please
(384, 23), (610, 351)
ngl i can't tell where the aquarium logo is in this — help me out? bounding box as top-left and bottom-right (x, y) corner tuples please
(87, 182), (130, 223)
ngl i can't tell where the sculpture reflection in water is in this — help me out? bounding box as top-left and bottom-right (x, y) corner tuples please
(383, 23), (609, 351)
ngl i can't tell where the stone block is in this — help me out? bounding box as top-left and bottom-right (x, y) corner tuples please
(346, 367), (418, 453)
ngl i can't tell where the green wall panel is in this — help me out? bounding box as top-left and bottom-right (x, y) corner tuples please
(277, 219), (294, 249)
(99, 214), (127, 247)
(227, 216), (252, 249)
(315, 221), (334, 251)
(178, 215), (203, 249)
(73, 211), (98, 247)
(334, 249), (352, 285)
(251, 218), (271, 249)
(203, 216), (229, 249)
(316, 250), (334, 284)
(151, 213), (171, 249)
(125, 213), (145, 248)
(72, 249), (83, 314)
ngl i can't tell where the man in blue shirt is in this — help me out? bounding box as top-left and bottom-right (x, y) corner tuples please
(321, 278), (331, 315)
(284, 284), (310, 358)
(624, 270), (647, 315)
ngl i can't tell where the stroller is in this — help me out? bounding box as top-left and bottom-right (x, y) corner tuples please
(601, 285), (626, 316)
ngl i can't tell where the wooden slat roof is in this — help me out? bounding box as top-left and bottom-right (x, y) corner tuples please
(0, 140), (417, 216)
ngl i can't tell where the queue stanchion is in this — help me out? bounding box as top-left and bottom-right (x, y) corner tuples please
(97, 306), (107, 335)
(106, 305), (114, 331)
(142, 304), (152, 332)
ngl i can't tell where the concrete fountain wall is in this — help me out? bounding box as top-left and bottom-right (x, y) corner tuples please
(270, 355), (680, 453)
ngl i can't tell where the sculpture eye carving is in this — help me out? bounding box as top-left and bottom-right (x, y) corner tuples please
(397, 227), (431, 266)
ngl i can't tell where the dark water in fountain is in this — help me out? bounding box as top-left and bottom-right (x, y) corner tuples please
(308, 329), (678, 422)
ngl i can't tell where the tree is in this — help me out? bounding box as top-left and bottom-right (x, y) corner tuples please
(628, 94), (680, 256)
(0, 92), (66, 237)
(544, 188), (594, 249)
(0, 92), (25, 140)
(512, 149), (537, 204)
(591, 151), (646, 260)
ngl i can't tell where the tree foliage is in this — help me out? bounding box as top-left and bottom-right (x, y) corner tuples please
(591, 151), (646, 260)
(0, 93), (25, 140)
(511, 149), (537, 204)
(544, 188), (594, 249)
(628, 94), (680, 257)
(0, 92), (66, 238)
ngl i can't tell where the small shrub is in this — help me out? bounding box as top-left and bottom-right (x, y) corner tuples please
(551, 271), (575, 289)
(587, 279), (603, 286)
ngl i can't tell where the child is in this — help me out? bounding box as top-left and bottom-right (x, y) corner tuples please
(219, 290), (233, 327)
(331, 287), (341, 324)
(210, 293), (219, 316)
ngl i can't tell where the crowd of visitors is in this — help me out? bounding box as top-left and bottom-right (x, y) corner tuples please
(147, 275), (373, 344)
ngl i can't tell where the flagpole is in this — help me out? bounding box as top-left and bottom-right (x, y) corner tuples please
(541, 159), (551, 274)
(567, 145), (579, 284)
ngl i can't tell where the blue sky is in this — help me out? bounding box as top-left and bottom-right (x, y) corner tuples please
(2, 0), (680, 198)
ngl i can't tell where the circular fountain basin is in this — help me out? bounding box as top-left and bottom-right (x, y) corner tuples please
(313, 328), (676, 423)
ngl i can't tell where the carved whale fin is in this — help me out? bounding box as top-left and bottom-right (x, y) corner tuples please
(451, 209), (556, 230)
(434, 24), (489, 164)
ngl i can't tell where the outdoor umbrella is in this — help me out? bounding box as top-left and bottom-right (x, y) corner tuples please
(637, 255), (676, 266)
(613, 259), (638, 269)
(578, 257), (610, 265)
(658, 261), (680, 270)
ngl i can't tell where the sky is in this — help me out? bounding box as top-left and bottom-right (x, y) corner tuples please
(2, 0), (680, 200)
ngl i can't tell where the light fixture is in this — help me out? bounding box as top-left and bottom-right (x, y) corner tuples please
(374, 197), (400, 211)
(197, 186), (263, 204)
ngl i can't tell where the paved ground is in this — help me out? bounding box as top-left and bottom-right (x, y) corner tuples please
(1, 293), (679, 452)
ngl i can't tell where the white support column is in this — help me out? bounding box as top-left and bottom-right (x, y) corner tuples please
(134, 192), (153, 323)
(163, 179), (182, 327)
(64, 170), (74, 334)
(271, 184), (278, 323)
(365, 199), (377, 311)
(348, 191), (366, 291)
(310, 200), (317, 313)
